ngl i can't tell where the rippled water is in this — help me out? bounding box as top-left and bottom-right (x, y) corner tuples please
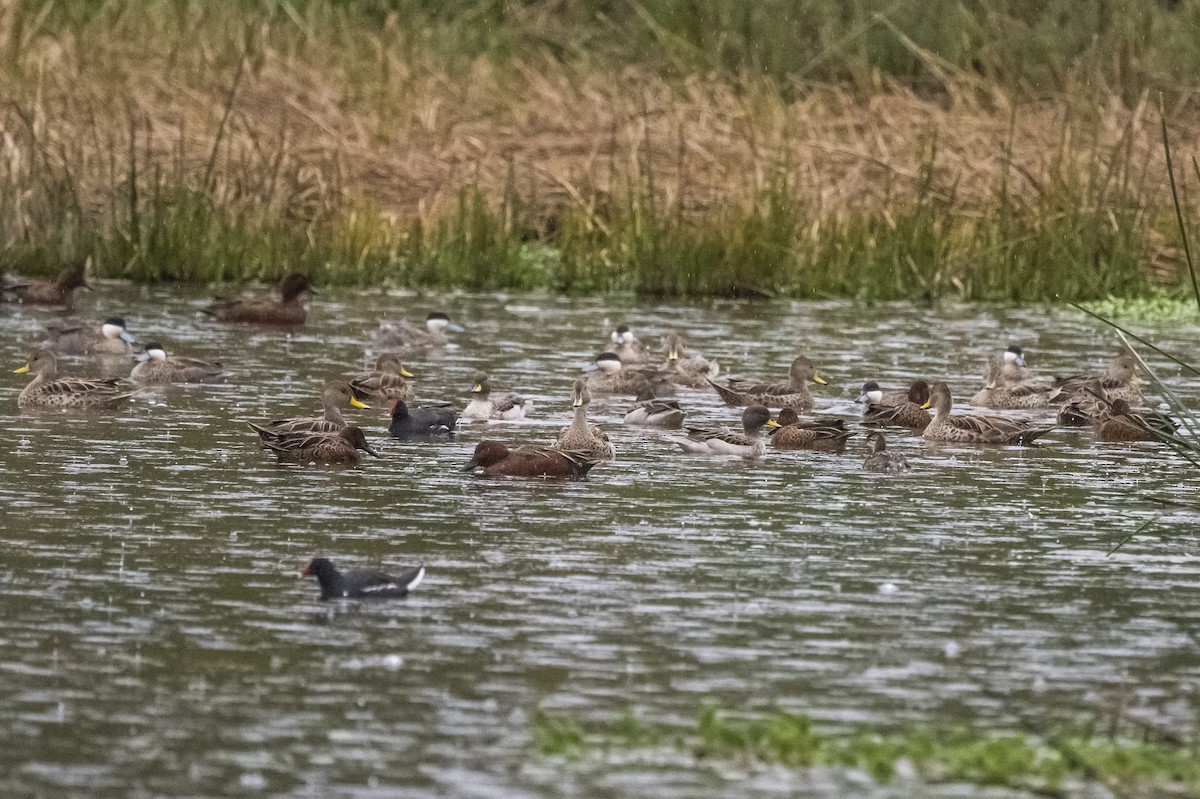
(2, 285), (1198, 798)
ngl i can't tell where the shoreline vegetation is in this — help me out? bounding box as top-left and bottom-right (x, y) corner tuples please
(2, 1), (1200, 300)
(534, 708), (1200, 796)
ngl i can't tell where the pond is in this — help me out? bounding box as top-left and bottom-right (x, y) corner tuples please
(1, 285), (1198, 798)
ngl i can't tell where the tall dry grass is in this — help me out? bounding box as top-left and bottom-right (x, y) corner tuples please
(0, 1), (1198, 297)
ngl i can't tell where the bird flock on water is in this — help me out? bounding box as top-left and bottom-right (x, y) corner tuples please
(4, 263), (1175, 599)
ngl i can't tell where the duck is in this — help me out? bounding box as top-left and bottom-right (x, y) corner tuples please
(462, 372), (528, 421)
(42, 317), (136, 356)
(302, 558), (425, 600)
(368, 312), (464, 349)
(671, 404), (780, 458)
(1050, 356), (1143, 407)
(349, 353), (414, 403)
(251, 382), (368, 437)
(623, 383), (685, 428)
(708, 355), (826, 411)
(262, 425), (380, 467)
(388, 399), (458, 437)
(981, 345), (1030, 384)
(604, 324), (643, 363)
(861, 381), (932, 429)
(464, 440), (599, 479)
(13, 349), (138, 409)
(769, 407), (852, 453)
(660, 331), (719, 388)
(862, 432), (910, 472)
(1, 260), (90, 309)
(130, 342), (228, 384)
(554, 379), (615, 459)
(969, 357), (1051, 410)
(857, 380), (927, 406)
(201, 273), (313, 325)
(1095, 399), (1178, 442)
(584, 352), (664, 396)
(921, 382), (1054, 445)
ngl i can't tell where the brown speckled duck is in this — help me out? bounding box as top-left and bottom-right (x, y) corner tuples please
(661, 331), (719, 388)
(671, 404), (780, 458)
(862, 432), (910, 472)
(350, 354), (414, 403)
(1095, 400), (1177, 442)
(250, 382), (368, 438)
(862, 381), (932, 430)
(262, 426), (380, 467)
(554, 379), (615, 459)
(131, 342), (228, 384)
(1050, 356), (1143, 407)
(709, 355), (826, 411)
(970, 356), (1051, 410)
(202, 273), (313, 326)
(921, 382), (1054, 445)
(1, 260), (89, 309)
(14, 349), (138, 409)
(769, 407), (852, 453)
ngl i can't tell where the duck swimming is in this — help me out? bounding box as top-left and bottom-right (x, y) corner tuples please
(921, 382), (1054, 445)
(251, 382), (368, 437)
(464, 440), (599, 479)
(131, 342), (228, 384)
(660, 331), (719, 388)
(302, 558), (425, 600)
(862, 432), (910, 472)
(388, 399), (458, 437)
(202, 273), (313, 326)
(671, 404), (780, 458)
(769, 407), (852, 453)
(462, 372), (527, 421)
(349, 353), (415, 403)
(14, 349), (138, 409)
(43, 317), (136, 356)
(709, 355), (826, 411)
(1, 260), (90, 309)
(554, 379), (615, 459)
(262, 425), (380, 467)
(368, 312), (464, 348)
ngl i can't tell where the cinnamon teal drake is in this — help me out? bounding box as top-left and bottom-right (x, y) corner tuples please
(368, 312), (464, 349)
(302, 558), (425, 600)
(1, 260), (90, 309)
(131, 342), (229, 384)
(921, 382), (1054, 445)
(14, 349), (138, 409)
(769, 407), (852, 453)
(388, 399), (457, 437)
(43, 317), (136, 356)
(251, 382), (368, 437)
(202, 273), (313, 326)
(554, 379), (615, 459)
(862, 432), (910, 472)
(670, 404), (780, 458)
(708, 355), (826, 411)
(350, 353), (414, 403)
(462, 372), (528, 421)
(262, 425), (380, 467)
(464, 440), (599, 479)
(660, 331), (719, 388)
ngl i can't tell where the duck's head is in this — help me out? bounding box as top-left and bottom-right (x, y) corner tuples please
(908, 380), (931, 405)
(1003, 345), (1025, 367)
(14, 348), (56, 377)
(571, 378), (591, 408)
(920, 382), (952, 414)
(340, 426), (380, 457)
(377, 353), (413, 377)
(1110, 356), (1141, 384)
(426, 312), (465, 334)
(590, 352), (623, 375)
(136, 342), (168, 362)
(743, 404), (780, 433)
(301, 557), (336, 579)
(58, 259), (90, 291)
(857, 381), (882, 403)
(664, 331), (683, 361)
(279, 273), (314, 301)
(470, 371), (491, 396)
(1108, 399), (1133, 416)
(464, 440), (509, 470)
(775, 407), (800, 427)
(102, 317), (136, 343)
(865, 431), (888, 454)
(326, 381), (369, 410)
(790, 356), (826, 385)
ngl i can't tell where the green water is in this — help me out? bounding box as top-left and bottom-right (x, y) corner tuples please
(1, 287), (1198, 798)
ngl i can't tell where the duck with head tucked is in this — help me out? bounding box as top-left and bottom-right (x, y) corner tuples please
(970, 356), (1051, 410)
(250, 381), (368, 438)
(1094, 399), (1178, 442)
(623, 382), (685, 428)
(368, 312), (464, 349)
(42, 316), (136, 356)
(202, 273), (313, 326)
(671, 404), (780, 458)
(14, 349), (138, 409)
(921, 382), (1054, 445)
(131, 342), (229, 384)
(554, 379), (615, 459)
(464, 440), (600, 479)
(709, 355), (827, 411)
(660, 331), (719, 388)
(262, 426), (380, 467)
(862, 432), (910, 472)
(463, 371), (528, 421)
(1, 260), (90, 309)
(769, 407), (852, 453)
(349, 353), (414, 403)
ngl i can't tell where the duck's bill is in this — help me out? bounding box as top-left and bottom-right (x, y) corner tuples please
(856, 392), (869, 403)
(447, 322), (465, 333)
(812, 374), (828, 385)
(767, 419), (783, 428)
(920, 400), (932, 410)
(364, 447), (381, 458)
(580, 362), (598, 373)
(135, 352), (151, 362)
(120, 331), (136, 343)
(300, 564), (313, 577)
(472, 384), (483, 393)
(13, 364), (30, 374)
(462, 459), (479, 471)
(350, 397), (370, 409)
(400, 367), (415, 378)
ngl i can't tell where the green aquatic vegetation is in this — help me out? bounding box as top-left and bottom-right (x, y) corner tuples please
(533, 709), (1200, 794)
(1080, 294), (1200, 323)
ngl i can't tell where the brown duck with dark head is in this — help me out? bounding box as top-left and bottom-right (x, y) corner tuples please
(202, 273), (313, 326)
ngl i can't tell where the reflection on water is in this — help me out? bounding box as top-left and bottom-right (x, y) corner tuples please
(2, 286), (1198, 798)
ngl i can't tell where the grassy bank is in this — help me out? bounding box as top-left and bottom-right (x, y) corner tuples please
(534, 707), (1200, 795)
(1, 1), (1198, 299)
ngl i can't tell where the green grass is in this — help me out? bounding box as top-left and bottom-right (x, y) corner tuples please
(534, 707), (1200, 794)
